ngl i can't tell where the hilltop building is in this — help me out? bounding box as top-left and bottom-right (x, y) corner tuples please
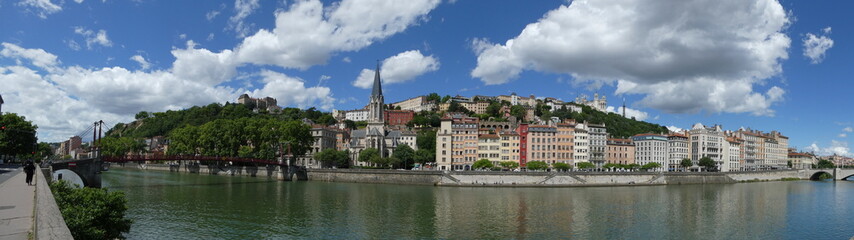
(575, 93), (607, 112)
(237, 94), (281, 112)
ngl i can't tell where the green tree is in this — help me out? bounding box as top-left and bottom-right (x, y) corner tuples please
(0, 113), (38, 159)
(135, 111), (150, 120)
(355, 121), (368, 129)
(50, 180), (132, 240)
(99, 137), (146, 157)
(510, 105), (526, 121)
(553, 162), (571, 171)
(486, 102), (503, 118)
(359, 148), (380, 165)
(416, 130), (436, 151)
(33, 142), (53, 161)
(627, 163), (640, 170)
(441, 95), (451, 103)
(414, 149), (435, 164)
(343, 120), (357, 130)
(472, 159), (494, 170)
(577, 162), (596, 169)
(426, 93), (441, 102)
(315, 114), (337, 126)
(641, 162), (662, 171)
(392, 144), (415, 169)
(698, 156), (716, 171)
(816, 159), (835, 169)
(314, 148), (339, 168)
(499, 161), (519, 170)
(680, 158), (693, 169)
(526, 161), (548, 171)
(603, 163), (622, 169)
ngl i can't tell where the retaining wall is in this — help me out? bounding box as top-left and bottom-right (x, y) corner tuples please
(34, 168), (74, 240)
(110, 163), (280, 178)
(308, 169), (443, 185)
(726, 170), (801, 181)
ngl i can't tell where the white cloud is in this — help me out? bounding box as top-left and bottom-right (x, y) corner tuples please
(249, 70), (335, 110)
(171, 40), (237, 85)
(803, 27), (834, 64)
(806, 140), (852, 157)
(178, 34), (187, 40)
(235, 0), (440, 69)
(606, 105), (648, 121)
(66, 40), (81, 51)
(74, 0), (83, 3)
(130, 55), (150, 70)
(0, 42), (59, 71)
(471, 0), (790, 116)
(0, 43), (335, 142)
(666, 126), (684, 133)
(206, 10), (221, 21)
(353, 50), (439, 89)
(839, 133), (847, 138)
(74, 27), (113, 49)
(844, 127), (853, 132)
(0, 0), (438, 141)
(342, 57), (351, 63)
(206, 33), (215, 41)
(228, 0), (260, 38)
(17, 0), (62, 18)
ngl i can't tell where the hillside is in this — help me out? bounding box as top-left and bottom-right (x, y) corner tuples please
(106, 103), (335, 138)
(550, 105), (669, 138)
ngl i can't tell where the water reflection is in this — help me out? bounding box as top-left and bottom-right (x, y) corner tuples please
(103, 169), (853, 240)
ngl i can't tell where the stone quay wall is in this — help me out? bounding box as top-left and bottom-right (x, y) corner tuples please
(307, 169), (444, 185)
(34, 168), (74, 240)
(109, 163), (281, 178)
(307, 169), (801, 186)
(109, 164), (804, 187)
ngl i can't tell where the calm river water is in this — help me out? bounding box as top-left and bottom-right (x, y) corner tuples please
(102, 169), (853, 240)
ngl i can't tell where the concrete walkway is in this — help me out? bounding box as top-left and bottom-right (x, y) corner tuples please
(0, 170), (35, 240)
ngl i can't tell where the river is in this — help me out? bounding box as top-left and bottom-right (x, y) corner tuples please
(102, 169), (853, 239)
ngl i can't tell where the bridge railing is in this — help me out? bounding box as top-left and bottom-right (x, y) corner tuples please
(101, 155), (283, 166)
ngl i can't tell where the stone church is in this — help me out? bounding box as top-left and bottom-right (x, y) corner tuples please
(348, 64), (417, 166)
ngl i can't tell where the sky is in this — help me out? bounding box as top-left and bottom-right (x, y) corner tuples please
(0, 0), (851, 157)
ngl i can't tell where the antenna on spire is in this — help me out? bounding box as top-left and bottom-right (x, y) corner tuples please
(622, 97), (626, 118)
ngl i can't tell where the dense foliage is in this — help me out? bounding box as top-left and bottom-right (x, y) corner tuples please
(526, 161), (548, 170)
(98, 137), (146, 157)
(553, 162), (571, 171)
(0, 113), (39, 158)
(816, 159), (835, 169)
(107, 103), (334, 139)
(698, 157), (716, 171)
(576, 162), (596, 169)
(472, 159), (494, 169)
(314, 149), (350, 168)
(499, 161), (520, 169)
(166, 118), (313, 160)
(50, 180), (132, 240)
(548, 105), (669, 138)
(392, 145), (416, 169)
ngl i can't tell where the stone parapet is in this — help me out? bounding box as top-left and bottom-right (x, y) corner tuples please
(34, 168), (73, 240)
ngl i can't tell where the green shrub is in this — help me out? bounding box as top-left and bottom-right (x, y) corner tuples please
(50, 181), (132, 240)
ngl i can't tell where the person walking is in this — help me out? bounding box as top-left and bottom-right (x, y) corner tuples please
(24, 160), (35, 186)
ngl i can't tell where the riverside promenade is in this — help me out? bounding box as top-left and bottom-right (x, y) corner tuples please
(0, 167), (34, 240)
(0, 165), (72, 240)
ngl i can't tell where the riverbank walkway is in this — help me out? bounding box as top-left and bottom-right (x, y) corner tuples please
(0, 168), (35, 240)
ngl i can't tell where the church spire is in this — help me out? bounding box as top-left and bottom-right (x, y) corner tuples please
(371, 61), (382, 97)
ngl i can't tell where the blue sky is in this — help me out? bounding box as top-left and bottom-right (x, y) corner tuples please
(0, 0), (851, 157)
